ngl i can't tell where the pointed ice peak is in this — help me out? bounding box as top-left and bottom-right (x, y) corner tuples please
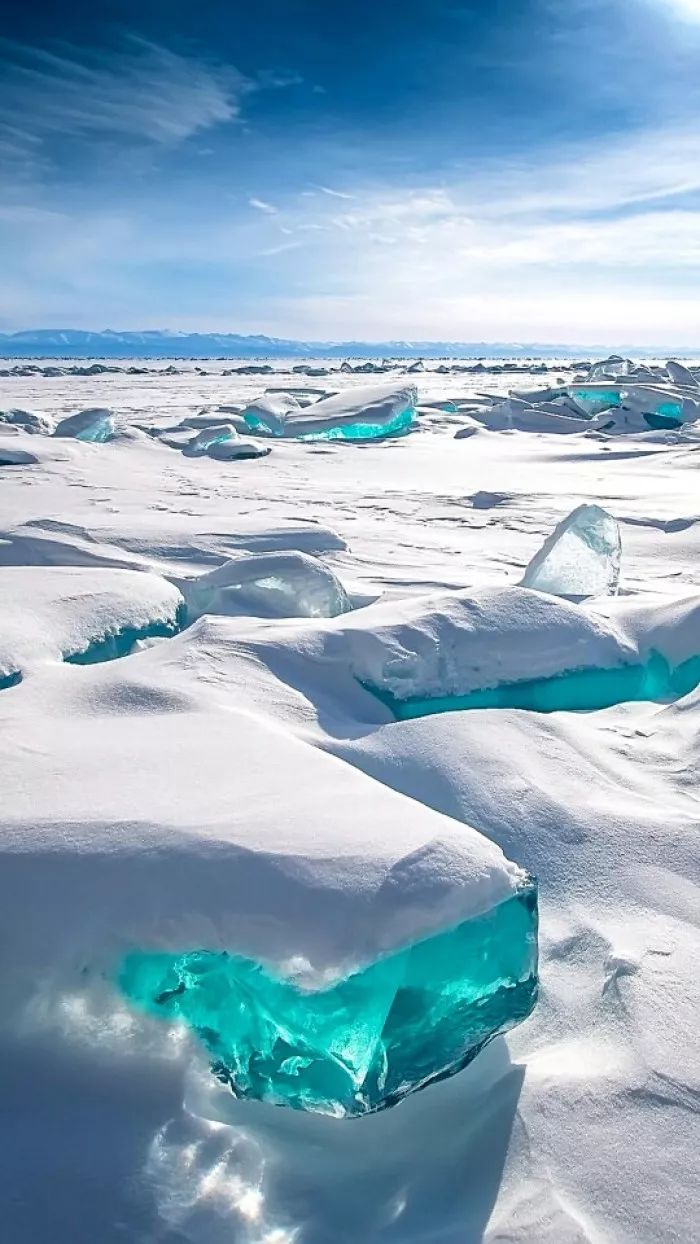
(521, 504), (621, 599)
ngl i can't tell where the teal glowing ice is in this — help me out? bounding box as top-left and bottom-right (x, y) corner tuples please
(0, 670), (21, 691)
(118, 882), (538, 1117)
(368, 650), (700, 720)
(243, 406), (415, 441)
(571, 388), (622, 416)
(64, 603), (187, 665)
(75, 421), (114, 443)
(643, 403), (683, 430)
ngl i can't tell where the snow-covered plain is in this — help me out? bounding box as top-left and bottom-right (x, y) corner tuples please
(1, 357), (699, 1242)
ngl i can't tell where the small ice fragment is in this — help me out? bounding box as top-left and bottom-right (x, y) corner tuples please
(521, 504), (621, 599)
(53, 408), (116, 443)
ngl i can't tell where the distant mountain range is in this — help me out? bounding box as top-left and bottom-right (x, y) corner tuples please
(0, 328), (692, 360)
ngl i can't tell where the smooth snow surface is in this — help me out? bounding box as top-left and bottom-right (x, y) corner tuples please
(1, 354), (699, 1242)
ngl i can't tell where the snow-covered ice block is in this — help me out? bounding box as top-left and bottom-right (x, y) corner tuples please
(184, 422), (238, 454)
(53, 408), (117, 442)
(0, 442), (38, 466)
(0, 566), (184, 679)
(0, 639), (537, 1117)
(348, 586), (634, 706)
(206, 437), (271, 460)
(181, 551), (350, 620)
(243, 382), (418, 441)
(238, 393), (301, 436)
(521, 504), (621, 599)
(0, 407), (56, 435)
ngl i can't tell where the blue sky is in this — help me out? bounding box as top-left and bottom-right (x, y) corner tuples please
(1, 0), (699, 343)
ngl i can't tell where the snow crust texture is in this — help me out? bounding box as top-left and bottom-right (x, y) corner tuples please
(0, 353), (699, 1243)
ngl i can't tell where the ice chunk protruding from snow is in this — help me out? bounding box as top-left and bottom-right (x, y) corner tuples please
(119, 879), (538, 1117)
(54, 408), (116, 443)
(0, 566), (185, 676)
(185, 423), (238, 454)
(181, 551), (351, 620)
(242, 383), (418, 441)
(521, 504), (621, 599)
(206, 438), (271, 460)
(666, 360), (698, 389)
(0, 408), (56, 435)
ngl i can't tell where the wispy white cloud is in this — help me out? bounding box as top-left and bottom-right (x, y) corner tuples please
(0, 36), (249, 160)
(316, 185), (356, 200)
(248, 198), (278, 214)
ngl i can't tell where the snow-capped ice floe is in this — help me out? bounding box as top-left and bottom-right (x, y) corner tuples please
(0, 440), (38, 466)
(0, 407), (56, 435)
(0, 566), (184, 680)
(348, 587), (634, 705)
(346, 587), (700, 719)
(53, 407), (117, 442)
(180, 551), (350, 620)
(241, 382), (418, 441)
(521, 504), (621, 599)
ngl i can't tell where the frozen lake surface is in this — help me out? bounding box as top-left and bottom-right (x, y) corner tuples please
(1, 357), (699, 1243)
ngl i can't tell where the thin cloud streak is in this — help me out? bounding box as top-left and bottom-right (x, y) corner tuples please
(0, 36), (249, 158)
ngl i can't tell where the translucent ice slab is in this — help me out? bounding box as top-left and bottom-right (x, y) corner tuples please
(182, 552), (350, 620)
(242, 384), (417, 442)
(521, 504), (621, 599)
(119, 883), (538, 1118)
(368, 650), (700, 719)
(54, 408), (116, 442)
(569, 387), (622, 416)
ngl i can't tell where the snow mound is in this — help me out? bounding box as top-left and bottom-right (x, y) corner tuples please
(341, 587), (635, 704)
(0, 566), (184, 678)
(1, 679), (527, 980)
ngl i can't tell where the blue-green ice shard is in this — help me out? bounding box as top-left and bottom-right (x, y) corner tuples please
(368, 650), (700, 720)
(119, 882), (538, 1117)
